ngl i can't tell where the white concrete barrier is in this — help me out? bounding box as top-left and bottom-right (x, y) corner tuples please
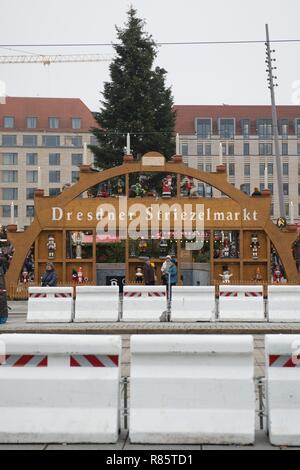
(130, 335), (255, 444)
(0, 334), (121, 443)
(219, 285), (265, 321)
(74, 286), (119, 322)
(122, 285), (167, 322)
(27, 287), (74, 323)
(265, 335), (300, 446)
(268, 286), (300, 322)
(170, 286), (215, 322)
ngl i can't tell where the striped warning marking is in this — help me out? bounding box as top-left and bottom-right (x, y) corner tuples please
(124, 292), (142, 297)
(54, 293), (72, 298)
(220, 292), (238, 297)
(0, 355), (48, 367)
(148, 292), (166, 297)
(245, 292), (263, 297)
(220, 292), (262, 297)
(269, 354), (300, 367)
(70, 355), (119, 367)
(29, 293), (47, 298)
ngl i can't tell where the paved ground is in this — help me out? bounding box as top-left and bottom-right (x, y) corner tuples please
(0, 301), (298, 450)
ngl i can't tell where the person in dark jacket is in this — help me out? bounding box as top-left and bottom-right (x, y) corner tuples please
(0, 250), (8, 324)
(143, 259), (155, 286)
(41, 262), (57, 287)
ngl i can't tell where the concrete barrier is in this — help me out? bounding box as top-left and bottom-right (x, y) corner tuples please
(27, 287), (74, 323)
(74, 286), (119, 322)
(265, 334), (300, 446)
(122, 285), (167, 322)
(219, 285), (264, 321)
(0, 334), (121, 443)
(268, 286), (300, 322)
(130, 334), (255, 444)
(170, 286), (215, 322)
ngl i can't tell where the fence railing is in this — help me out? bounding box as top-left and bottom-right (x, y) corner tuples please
(7, 281), (96, 300)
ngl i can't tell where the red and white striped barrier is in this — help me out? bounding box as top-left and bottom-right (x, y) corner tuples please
(219, 285), (265, 321)
(122, 285), (167, 322)
(0, 334), (121, 443)
(171, 286), (215, 322)
(268, 285), (300, 322)
(27, 287), (74, 323)
(266, 335), (300, 446)
(130, 335), (255, 445)
(74, 286), (119, 322)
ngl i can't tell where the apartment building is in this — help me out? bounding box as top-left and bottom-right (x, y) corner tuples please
(0, 97), (95, 228)
(174, 105), (300, 220)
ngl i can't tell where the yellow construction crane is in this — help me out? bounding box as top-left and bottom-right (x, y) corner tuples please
(0, 53), (114, 65)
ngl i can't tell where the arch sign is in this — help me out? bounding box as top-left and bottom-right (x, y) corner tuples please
(6, 152), (300, 288)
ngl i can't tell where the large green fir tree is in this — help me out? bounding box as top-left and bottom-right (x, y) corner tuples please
(90, 7), (176, 169)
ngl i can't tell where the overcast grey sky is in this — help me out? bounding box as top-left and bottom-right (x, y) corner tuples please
(1, 0), (300, 111)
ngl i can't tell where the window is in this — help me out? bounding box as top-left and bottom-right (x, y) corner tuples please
(257, 119), (272, 138)
(26, 188), (36, 200)
(241, 183), (250, 195)
(2, 153), (17, 165)
(228, 143), (234, 156)
(2, 205), (17, 218)
(285, 203), (290, 217)
(2, 188), (18, 200)
(283, 183), (289, 195)
(49, 171), (60, 183)
(298, 183), (300, 196)
(2, 170), (17, 182)
(90, 135), (98, 146)
(243, 142), (250, 156)
(197, 143), (203, 156)
(295, 119), (300, 137)
(42, 135), (60, 147)
(278, 119), (288, 138)
(229, 163), (235, 176)
(241, 119), (250, 138)
(181, 143), (188, 156)
(259, 163), (265, 176)
(26, 206), (35, 218)
(23, 135), (38, 146)
(197, 163), (203, 171)
(48, 117), (59, 129)
(259, 183), (264, 193)
(2, 135), (17, 146)
(196, 118), (211, 139)
(244, 164), (250, 176)
(72, 118), (81, 129)
(72, 153), (83, 166)
(26, 117), (37, 129)
(49, 153), (60, 165)
(268, 183), (273, 194)
(65, 135), (82, 147)
(3, 116), (14, 128)
(72, 171), (79, 182)
(282, 143), (288, 156)
(205, 164), (212, 172)
(283, 163), (289, 176)
(298, 143), (300, 155)
(259, 143), (273, 155)
(26, 153), (38, 165)
(268, 162), (273, 175)
(205, 143), (211, 156)
(26, 171), (38, 183)
(271, 204), (274, 217)
(222, 143), (226, 155)
(219, 118), (235, 139)
(49, 188), (60, 197)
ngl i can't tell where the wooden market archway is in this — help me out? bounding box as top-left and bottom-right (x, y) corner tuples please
(6, 156), (300, 286)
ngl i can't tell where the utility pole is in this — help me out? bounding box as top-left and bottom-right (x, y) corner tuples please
(265, 24), (285, 219)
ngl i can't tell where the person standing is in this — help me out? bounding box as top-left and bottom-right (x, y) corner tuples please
(161, 255), (172, 284)
(143, 259), (155, 286)
(41, 262), (57, 287)
(0, 250), (8, 324)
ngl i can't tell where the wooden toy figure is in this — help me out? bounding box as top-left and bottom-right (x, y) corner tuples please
(47, 234), (56, 260)
(135, 267), (144, 283)
(273, 265), (283, 283)
(253, 267), (263, 282)
(77, 266), (83, 284)
(250, 233), (260, 260)
(72, 231), (84, 259)
(162, 175), (173, 198)
(222, 235), (230, 258)
(219, 266), (233, 284)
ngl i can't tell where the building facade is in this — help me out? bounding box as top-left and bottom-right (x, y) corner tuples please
(0, 97), (95, 228)
(174, 105), (300, 221)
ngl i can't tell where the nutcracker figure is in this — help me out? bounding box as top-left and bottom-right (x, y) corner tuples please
(72, 231), (84, 259)
(219, 266), (233, 284)
(273, 265), (283, 283)
(77, 266), (84, 284)
(250, 233), (260, 260)
(47, 234), (56, 260)
(138, 238), (148, 259)
(135, 267), (144, 283)
(222, 235), (230, 258)
(162, 175), (173, 198)
(253, 267), (263, 282)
